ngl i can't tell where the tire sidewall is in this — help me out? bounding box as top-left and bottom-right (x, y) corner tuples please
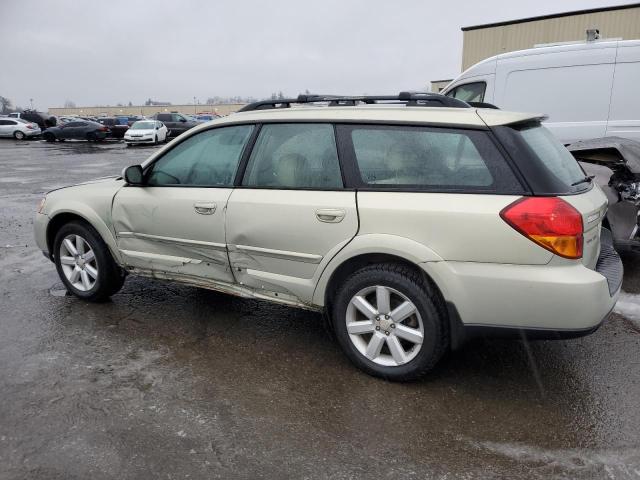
(332, 267), (445, 381)
(53, 222), (112, 301)
(14, 131), (25, 140)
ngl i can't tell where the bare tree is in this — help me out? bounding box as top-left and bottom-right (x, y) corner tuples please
(0, 96), (13, 114)
(64, 100), (76, 108)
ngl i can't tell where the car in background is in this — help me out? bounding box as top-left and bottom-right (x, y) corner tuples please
(56, 116), (80, 125)
(96, 117), (129, 138)
(123, 120), (168, 146)
(126, 115), (145, 126)
(42, 120), (110, 142)
(153, 112), (199, 137)
(8, 110), (56, 130)
(195, 113), (220, 122)
(0, 117), (41, 140)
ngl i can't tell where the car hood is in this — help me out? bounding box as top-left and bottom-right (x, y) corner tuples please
(567, 137), (640, 175)
(125, 129), (155, 136)
(46, 175), (122, 194)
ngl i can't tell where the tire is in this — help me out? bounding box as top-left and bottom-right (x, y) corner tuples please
(86, 132), (96, 142)
(43, 132), (56, 142)
(53, 221), (126, 302)
(14, 131), (26, 140)
(154, 135), (158, 145)
(331, 263), (448, 381)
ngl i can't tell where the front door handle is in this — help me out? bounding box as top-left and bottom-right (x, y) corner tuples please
(194, 202), (217, 215)
(316, 208), (345, 223)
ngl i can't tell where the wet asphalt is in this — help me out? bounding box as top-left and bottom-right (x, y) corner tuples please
(0, 138), (639, 480)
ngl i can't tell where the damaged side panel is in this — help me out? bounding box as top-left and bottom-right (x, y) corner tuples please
(111, 186), (236, 282)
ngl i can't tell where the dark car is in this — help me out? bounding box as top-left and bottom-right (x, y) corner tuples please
(153, 112), (199, 137)
(96, 117), (129, 138)
(8, 110), (56, 130)
(42, 120), (110, 142)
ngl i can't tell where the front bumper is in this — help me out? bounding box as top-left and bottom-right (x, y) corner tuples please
(425, 231), (623, 336)
(34, 212), (50, 259)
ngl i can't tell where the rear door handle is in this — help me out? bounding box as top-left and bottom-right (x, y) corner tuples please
(194, 202), (217, 215)
(316, 208), (345, 223)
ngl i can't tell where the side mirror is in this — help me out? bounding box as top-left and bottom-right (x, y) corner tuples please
(123, 165), (144, 185)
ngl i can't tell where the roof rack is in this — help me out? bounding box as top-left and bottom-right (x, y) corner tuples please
(237, 92), (470, 112)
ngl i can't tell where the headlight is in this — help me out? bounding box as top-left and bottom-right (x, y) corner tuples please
(37, 197), (46, 213)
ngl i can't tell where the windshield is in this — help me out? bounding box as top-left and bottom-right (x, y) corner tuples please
(131, 121), (156, 130)
(514, 123), (587, 191)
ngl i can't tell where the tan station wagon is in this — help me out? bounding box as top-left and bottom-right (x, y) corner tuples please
(34, 93), (623, 381)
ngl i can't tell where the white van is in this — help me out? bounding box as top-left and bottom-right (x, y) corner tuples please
(443, 39), (640, 144)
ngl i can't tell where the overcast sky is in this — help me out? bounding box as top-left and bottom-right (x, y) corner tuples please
(0, 0), (634, 109)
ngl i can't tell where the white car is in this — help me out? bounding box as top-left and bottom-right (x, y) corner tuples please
(124, 120), (169, 145)
(33, 93), (622, 381)
(0, 117), (41, 140)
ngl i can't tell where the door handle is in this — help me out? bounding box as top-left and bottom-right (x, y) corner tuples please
(194, 202), (217, 215)
(316, 208), (345, 223)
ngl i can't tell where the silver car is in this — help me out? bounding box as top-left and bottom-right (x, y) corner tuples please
(0, 117), (41, 140)
(33, 93), (623, 381)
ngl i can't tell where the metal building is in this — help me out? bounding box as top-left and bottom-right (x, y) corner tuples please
(431, 3), (640, 91)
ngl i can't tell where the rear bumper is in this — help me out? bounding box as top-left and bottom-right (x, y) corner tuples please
(424, 230), (623, 344)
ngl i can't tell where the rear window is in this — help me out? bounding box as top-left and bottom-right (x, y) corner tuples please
(345, 125), (522, 193)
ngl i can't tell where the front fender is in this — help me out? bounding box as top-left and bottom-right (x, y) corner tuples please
(312, 233), (443, 306)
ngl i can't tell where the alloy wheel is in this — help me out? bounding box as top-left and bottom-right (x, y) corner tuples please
(345, 285), (424, 367)
(59, 234), (98, 291)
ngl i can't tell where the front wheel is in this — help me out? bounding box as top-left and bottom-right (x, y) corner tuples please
(14, 131), (26, 140)
(332, 263), (448, 381)
(53, 221), (125, 302)
(43, 132), (56, 142)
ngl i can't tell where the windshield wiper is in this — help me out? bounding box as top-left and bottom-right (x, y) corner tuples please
(571, 175), (595, 187)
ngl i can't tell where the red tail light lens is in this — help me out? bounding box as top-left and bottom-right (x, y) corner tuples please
(26, 124), (34, 129)
(500, 197), (583, 259)
(99, 126), (109, 132)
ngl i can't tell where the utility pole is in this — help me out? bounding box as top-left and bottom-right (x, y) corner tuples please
(193, 96), (197, 114)
(30, 98), (34, 110)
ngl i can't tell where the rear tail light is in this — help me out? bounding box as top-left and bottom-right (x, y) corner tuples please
(99, 126), (110, 132)
(26, 124), (34, 129)
(500, 197), (583, 259)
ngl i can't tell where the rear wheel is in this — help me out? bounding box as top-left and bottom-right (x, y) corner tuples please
(13, 131), (26, 140)
(332, 263), (448, 381)
(53, 221), (125, 302)
(43, 132), (56, 142)
(86, 132), (96, 142)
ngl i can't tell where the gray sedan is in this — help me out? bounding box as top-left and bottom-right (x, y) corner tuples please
(42, 120), (110, 142)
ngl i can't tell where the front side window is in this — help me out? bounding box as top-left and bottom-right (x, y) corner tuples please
(147, 125), (253, 187)
(447, 82), (486, 103)
(242, 123), (342, 189)
(347, 125), (521, 192)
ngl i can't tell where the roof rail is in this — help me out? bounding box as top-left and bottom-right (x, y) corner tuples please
(237, 92), (470, 112)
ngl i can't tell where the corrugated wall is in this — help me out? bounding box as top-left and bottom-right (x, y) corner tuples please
(48, 104), (245, 116)
(462, 7), (640, 70)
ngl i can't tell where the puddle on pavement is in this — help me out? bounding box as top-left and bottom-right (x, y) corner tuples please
(49, 282), (69, 297)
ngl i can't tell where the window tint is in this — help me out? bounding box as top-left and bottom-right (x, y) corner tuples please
(172, 114), (184, 122)
(242, 124), (342, 189)
(157, 114), (171, 121)
(447, 82), (485, 103)
(147, 125), (253, 187)
(0, 120), (13, 126)
(66, 122), (84, 127)
(348, 125), (521, 192)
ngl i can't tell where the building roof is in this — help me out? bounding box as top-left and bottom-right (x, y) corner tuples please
(462, 2), (640, 31)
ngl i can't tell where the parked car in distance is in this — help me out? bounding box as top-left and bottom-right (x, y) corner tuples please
(96, 117), (129, 138)
(123, 120), (168, 145)
(0, 117), (41, 139)
(442, 35), (640, 252)
(34, 92), (622, 381)
(196, 114), (220, 122)
(153, 112), (199, 137)
(126, 116), (145, 126)
(42, 120), (110, 142)
(8, 110), (56, 130)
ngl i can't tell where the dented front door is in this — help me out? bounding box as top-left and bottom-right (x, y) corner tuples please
(111, 186), (235, 283)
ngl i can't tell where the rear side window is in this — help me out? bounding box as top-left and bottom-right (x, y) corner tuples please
(502, 123), (588, 193)
(344, 125), (522, 192)
(242, 124), (343, 189)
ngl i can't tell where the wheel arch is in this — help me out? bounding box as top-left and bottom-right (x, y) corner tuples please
(46, 209), (121, 263)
